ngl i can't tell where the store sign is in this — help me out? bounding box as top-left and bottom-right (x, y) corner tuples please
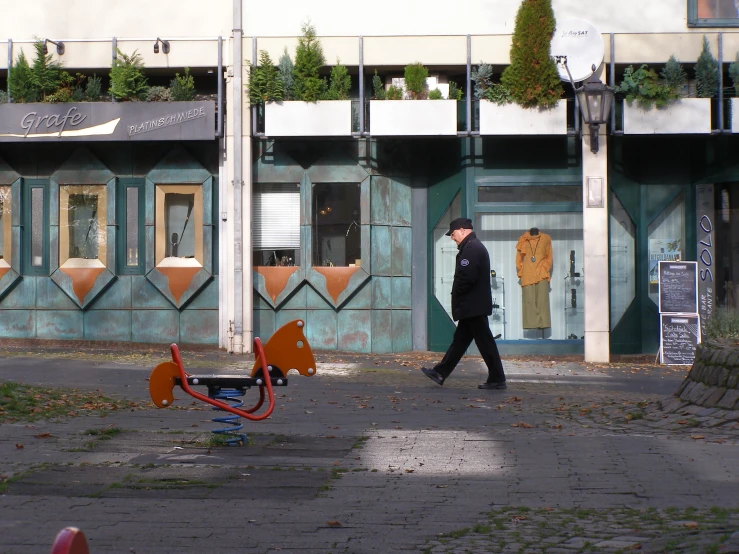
(0, 101), (215, 141)
(696, 184), (715, 336)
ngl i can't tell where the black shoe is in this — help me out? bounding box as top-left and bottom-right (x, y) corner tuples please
(478, 381), (507, 390)
(421, 367), (445, 386)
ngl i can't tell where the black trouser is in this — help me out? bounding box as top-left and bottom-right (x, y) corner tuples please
(433, 315), (506, 382)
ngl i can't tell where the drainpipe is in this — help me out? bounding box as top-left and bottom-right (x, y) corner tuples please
(7, 39), (12, 102)
(217, 36), (223, 138)
(359, 35), (364, 135)
(111, 38), (117, 103)
(466, 34), (471, 134)
(718, 32), (724, 133)
(233, 0), (244, 354)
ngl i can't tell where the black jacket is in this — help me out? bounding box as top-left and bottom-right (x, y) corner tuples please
(451, 232), (493, 321)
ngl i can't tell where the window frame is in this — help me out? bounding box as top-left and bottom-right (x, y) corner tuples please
(688, 0), (739, 27)
(22, 179), (49, 276)
(117, 178), (146, 275)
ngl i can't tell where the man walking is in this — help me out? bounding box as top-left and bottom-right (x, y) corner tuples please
(421, 217), (507, 390)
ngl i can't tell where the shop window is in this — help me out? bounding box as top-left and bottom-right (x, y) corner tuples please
(22, 180), (48, 275)
(253, 183), (300, 267)
(432, 192), (462, 320)
(59, 186), (107, 271)
(688, 0), (739, 26)
(155, 185), (203, 269)
(610, 193), (636, 330)
(647, 194), (685, 306)
(117, 179), (144, 274)
(0, 187), (10, 268)
(475, 211), (584, 341)
(312, 182), (361, 267)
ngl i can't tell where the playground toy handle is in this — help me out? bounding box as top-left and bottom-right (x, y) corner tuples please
(169, 338), (275, 421)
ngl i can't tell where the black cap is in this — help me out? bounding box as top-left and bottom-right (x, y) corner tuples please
(445, 217), (473, 236)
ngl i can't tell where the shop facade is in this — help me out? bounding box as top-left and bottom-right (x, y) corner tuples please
(1, 1), (739, 360)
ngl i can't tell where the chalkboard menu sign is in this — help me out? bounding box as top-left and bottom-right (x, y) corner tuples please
(658, 261), (698, 314)
(660, 314), (701, 365)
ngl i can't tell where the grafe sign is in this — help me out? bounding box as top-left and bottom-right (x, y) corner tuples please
(0, 101), (215, 142)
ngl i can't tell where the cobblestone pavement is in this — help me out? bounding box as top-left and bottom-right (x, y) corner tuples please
(1, 349), (739, 553)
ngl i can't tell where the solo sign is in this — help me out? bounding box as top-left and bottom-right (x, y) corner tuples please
(696, 184), (715, 337)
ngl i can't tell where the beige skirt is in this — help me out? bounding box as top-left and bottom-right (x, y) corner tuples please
(521, 280), (551, 329)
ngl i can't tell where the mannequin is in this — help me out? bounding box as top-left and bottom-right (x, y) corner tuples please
(516, 228), (552, 330)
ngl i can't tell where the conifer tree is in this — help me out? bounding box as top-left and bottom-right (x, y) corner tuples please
(8, 51), (38, 103)
(278, 47), (294, 100)
(500, 0), (563, 108)
(30, 40), (65, 101)
(695, 36), (718, 98)
(293, 22), (327, 102)
(247, 51), (282, 105)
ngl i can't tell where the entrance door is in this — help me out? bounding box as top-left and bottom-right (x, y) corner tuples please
(610, 172), (694, 353)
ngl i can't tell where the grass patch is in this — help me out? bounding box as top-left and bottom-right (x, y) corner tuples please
(0, 381), (135, 422)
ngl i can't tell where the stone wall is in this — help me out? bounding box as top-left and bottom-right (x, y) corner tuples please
(675, 340), (739, 410)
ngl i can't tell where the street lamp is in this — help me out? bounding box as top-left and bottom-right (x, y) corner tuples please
(576, 69), (615, 154)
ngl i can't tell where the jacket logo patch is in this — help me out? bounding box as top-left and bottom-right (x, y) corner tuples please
(460, 259), (469, 266)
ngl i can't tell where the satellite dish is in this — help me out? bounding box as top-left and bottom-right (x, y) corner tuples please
(550, 18), (604, 83)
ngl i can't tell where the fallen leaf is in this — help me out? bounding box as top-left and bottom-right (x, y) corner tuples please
(691, 435), (705, 440)
(15, 444), (24, 449)
(34, 433), (51, 439)
(327, 521), (342, 527)
(677, 420), (688, 425)
(683, 521), (699, 529)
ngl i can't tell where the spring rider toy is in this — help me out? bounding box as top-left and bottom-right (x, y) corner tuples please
(149, 320), (316, 445)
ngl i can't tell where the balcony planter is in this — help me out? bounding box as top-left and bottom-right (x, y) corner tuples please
(264, 100), (352, 137)
(369, 100), (458, 136)
(623, 98), (712, 135)
(479, 100), (567, 135)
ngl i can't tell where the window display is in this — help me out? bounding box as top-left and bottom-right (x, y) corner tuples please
(253, 183), (300, 267)
(476, 211), (583, 341)
(432, 192), (462, 319)
(312, 183), (361, 267)
(155, 185), (203, 268)
(647, 194), (685, 306)
(59, 185), (106, 270)
(609, 193), (636, 330)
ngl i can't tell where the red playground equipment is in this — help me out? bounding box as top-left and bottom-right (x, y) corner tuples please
(149, 319), (316, 445)
(51, 527), (89, 554)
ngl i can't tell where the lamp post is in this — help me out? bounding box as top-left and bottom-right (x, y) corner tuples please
(576, 71), (615, 154)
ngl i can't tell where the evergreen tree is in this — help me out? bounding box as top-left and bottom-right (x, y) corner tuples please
(293, 22), (327, 102)
(170, 67), (196, 101)
(8, 51), (38, 102)
(661, 55), (687, 96)
(500, 0), (563, 108)
(471, 63), (494, 99)
(278, 47), (294, 100)
(247, 51), (283, 105)
(109, 49), (148, 101)
(729, 53), (739, 97)
(695, 35), (719, 98)
(30, 40), (65, 101)
(326, 59), (351, 100)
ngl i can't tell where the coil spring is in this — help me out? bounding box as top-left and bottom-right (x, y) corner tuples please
(210, 388), (247, 446)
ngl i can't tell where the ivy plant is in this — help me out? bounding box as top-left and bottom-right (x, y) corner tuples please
(695, 35), (719, 99)
(615, 64), (678, 108)
(247, 50), (283, 105)
(500, 0), (563, 108)
(109, 49), (148, 101)
(403, 62), (428, 99)
(293, 22), (327, 102)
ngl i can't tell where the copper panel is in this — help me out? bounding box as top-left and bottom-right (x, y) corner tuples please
(60, 267), (106, 303)
(256, 266), (299, 302)
(314, 266), (361, 303)
(156, 266), (201, 304)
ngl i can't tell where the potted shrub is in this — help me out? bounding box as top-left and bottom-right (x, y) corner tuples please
(620, 43), (713, 135)
(263, 23), (352, 137)
(370, 62), (458, 136)
(476, 0), (568, 135)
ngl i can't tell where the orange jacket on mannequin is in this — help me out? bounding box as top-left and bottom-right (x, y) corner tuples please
(516, 229), (553, 286)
